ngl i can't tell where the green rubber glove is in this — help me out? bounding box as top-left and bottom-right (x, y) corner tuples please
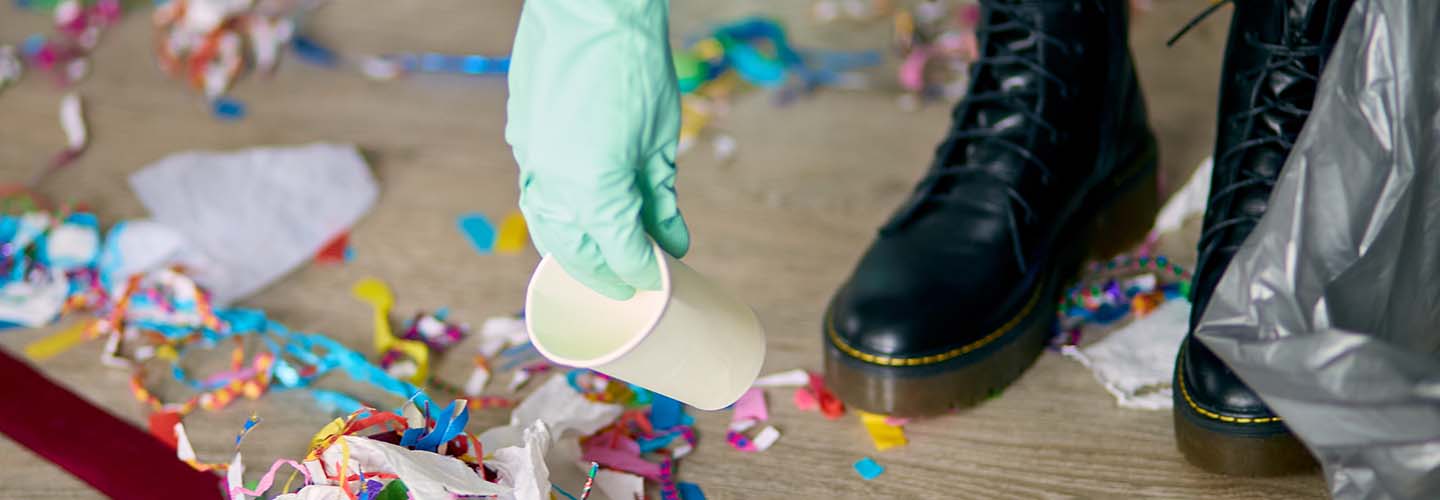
(506, 0), (689, 300)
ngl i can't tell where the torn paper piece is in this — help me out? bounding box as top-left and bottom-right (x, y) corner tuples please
(752, 368), (809, 388)
(494, 212), (528, 254)
(463, 365), (490, 396)
(726, 420), (780, 453)
(272, 485), (347, 500)
(318, 436), (509, 500)
(226, 453), (244, 500)
(593, 470), (644, 500)
(479, 316), (527, 358)
(1062, 299), (1189, 410)
(853, 457), (884, 480)
(751, 426), (780, 452)
(1151, 157), (1211, 238)
(488, 420), (551, 500)
(731, 388), (767, 423)
(0, 267), (67, 327)
(59, 93), (86, 150)
(0, 45), (20, 91)
(507, 370), (533, 392)
(582, 445), (661, 479)
(129, 143), (378, 305)
(96, 220), (204, 289)
(792, 387), (818, 411)
(175, 423), (197, 462)
(456, 213), (496, 254)
(678, 482), (706, 500)
(42, 213), (99, 271)
(650, 394), (683, 430)
(858, 412), (907, 451)
(482, 375), (622, 451)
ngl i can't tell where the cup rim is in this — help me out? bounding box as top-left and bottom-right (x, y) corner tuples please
(524, 241), (673, 367)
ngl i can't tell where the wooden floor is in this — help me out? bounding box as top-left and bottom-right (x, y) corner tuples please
(0, 1), (1327, 498)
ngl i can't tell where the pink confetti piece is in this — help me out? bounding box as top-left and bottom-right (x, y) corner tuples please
(793, 387), (818, 411)
(731, 388), (768, 423)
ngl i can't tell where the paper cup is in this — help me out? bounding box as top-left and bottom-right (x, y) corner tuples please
(525, 244), (766, 410)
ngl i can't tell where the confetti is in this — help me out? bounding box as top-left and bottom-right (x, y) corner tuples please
(494, 211), (529, 254)
(858, 411), (907, 451)
(314, 231), (351, 264)
(678, 482), (706, 500)
(853, 457), (885, 480)
(290, 35), (339, 67)
(456, 212), (497, 254)
(793, 386), (819, 411)
(211, 97), (246, 121)
(731, 388), (768, 423)
(753, 368), (810, 388)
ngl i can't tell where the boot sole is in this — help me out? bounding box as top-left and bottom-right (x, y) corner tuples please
(1173, 351), (1318, 476)
(824, 139), (1159, 417)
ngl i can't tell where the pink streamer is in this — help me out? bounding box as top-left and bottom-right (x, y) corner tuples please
(227, 459), (311, 498)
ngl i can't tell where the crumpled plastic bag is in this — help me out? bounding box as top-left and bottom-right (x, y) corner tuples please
(129, 143), (378, 305)
(1194, 0), (1440, 498)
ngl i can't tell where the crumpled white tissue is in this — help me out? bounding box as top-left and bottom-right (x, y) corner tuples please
(1062, 300), (1191, 410)
(317, 436), (510, 500)
(489, 420), (553, 500)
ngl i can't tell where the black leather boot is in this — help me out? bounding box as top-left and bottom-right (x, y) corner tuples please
(823, 0), (1157, 417)
(1174, 0), (1353, 476)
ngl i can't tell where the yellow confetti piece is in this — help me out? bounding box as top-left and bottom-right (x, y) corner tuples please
(494, 212), (529, 255)
(691, 38), (724, 60)
(23, 321), (91, 361)
(858, 411), (908, 451)
(306, 418), (347, 460)
(352, 278), (430, 384)
(156, 344), (179, 361)
(680, 96), (714, 144)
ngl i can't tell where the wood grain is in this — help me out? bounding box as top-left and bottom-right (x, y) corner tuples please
(0, 1), (1324, 498)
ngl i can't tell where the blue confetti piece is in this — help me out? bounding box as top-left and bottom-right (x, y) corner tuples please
(678, 482), (705, 500)
(21, 35), (46, 58)
(637, 432), (680, 453)
(650, 393), (683, 430)
(853, 457), (884, 480)
(343, 245), (355, 262)
(399, 427), (425, 448)
(291, 35), (339, 67)
(212, 98), (247, 121)
(456, 213), (496, 254)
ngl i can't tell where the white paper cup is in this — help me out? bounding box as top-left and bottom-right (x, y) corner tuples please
(525, 244), (766, 410)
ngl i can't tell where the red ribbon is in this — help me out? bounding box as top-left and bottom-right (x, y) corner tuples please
(0, 349), (222, 499)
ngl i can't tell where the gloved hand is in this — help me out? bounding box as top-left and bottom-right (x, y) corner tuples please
(506, 0), (690, 300)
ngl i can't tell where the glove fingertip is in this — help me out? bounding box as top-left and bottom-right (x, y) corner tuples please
(652, 215), (690, 259)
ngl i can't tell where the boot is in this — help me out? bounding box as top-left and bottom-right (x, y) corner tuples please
(824, 0), (1157, 417)
(1174, 0), (1354, 476)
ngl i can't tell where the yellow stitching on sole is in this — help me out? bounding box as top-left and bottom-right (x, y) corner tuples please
(826, 284), (1042, 367)
(1176, 353), (1282, 424)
